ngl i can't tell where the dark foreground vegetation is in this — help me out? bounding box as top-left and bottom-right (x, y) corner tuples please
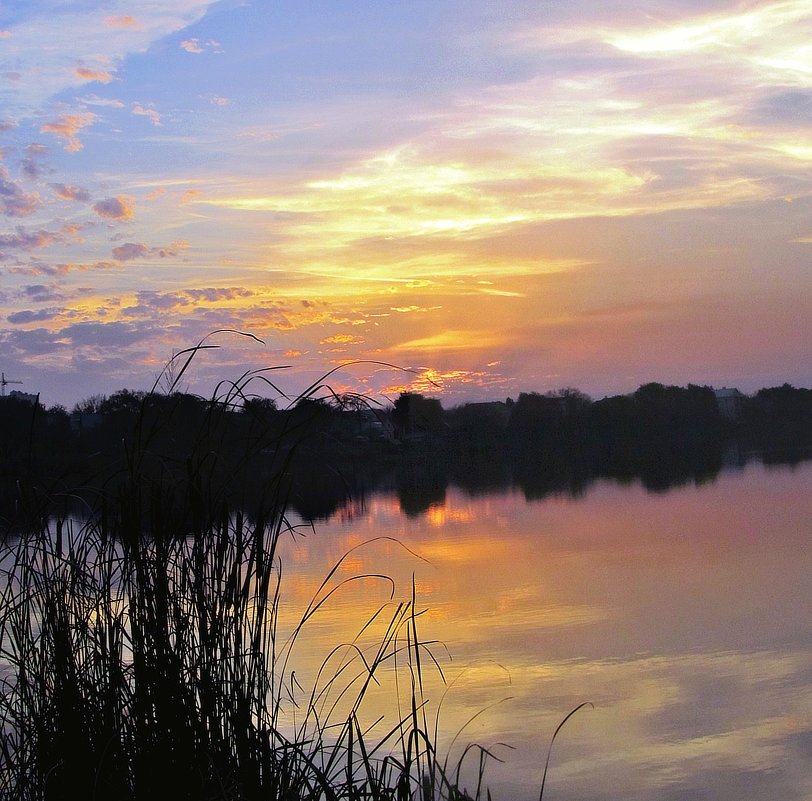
(1, 358), (521, 801)
(0, 348), (808, 799)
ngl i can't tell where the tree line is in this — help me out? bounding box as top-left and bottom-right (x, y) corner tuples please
(0, 381), (810, 522)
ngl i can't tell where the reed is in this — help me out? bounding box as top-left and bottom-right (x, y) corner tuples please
(0, 341), (483, 800)
(0, 339), (587, 800)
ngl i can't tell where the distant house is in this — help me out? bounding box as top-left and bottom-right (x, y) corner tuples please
(714, 387), (746, 420)
(6, 390), (38, 405)
(357, 409), (396, 442)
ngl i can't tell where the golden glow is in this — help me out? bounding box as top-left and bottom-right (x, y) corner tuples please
(195, 159), (651, 244)
(758, 47), (812, 77)
(391, 330), (509, 353)
(381, 367), (490, 396)
(607, 1), (810, 55)
(424, 505), (475, 529)
(774, 142), (812, 160)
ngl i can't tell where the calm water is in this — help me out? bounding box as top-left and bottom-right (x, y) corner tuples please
(275, 459), (812, 801)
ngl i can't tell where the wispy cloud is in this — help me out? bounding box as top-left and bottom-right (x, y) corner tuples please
(392, 329), (509, 353)
(180, 38), (222, 54)
(605, 1), (811, 58)
(7, 307), (65, 324)
(119, 287), (258, 317)
(103, 16), (142, 30)
(1, 2), (215, 111)
(132, 103), (161, 126)
(78, 94), (125, 108)
(111, 241), (188, 262)
(40, 112), (96, 152)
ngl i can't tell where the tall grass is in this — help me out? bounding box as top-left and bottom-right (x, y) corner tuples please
(0, 342), (485, 800)
(0, 340), (589, 799)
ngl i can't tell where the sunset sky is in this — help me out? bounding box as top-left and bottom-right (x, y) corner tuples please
(1, 0), (811, 408)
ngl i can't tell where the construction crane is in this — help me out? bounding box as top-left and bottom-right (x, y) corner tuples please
(1, 372), (23, 397)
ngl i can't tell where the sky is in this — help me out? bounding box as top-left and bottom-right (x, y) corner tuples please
(1, 0), (811, 409)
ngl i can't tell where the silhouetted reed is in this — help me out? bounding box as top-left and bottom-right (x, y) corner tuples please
(0, 338), (510, 801)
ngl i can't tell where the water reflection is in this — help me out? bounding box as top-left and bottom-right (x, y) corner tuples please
(276, 461), (812, 801)
(283, 437), (809, 523)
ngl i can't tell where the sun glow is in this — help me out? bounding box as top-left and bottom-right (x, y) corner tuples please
(608, 1), (811, 55)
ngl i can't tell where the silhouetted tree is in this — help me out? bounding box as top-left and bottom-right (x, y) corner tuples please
(72, 394), (106, 415)
(392, 392), (443, 437)
(99, 389), (146, 417)
(243, 397), (278, 417)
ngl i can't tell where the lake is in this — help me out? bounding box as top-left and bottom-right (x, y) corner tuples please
(274, 457), (812, 801)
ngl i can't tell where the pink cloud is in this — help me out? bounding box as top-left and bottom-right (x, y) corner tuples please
(0, 226), (58, 253)
(180, 38), (221, 54)
(0, 168), (40, 216)
(12, 260), (115, 276)
(180, 38), (204, 53)
(52, 183), (91, 203)
(19, 145), (46, 180)
(111, 242), (149, 261)
(132, 103), (161, 126)
(40, 112), (96, 152)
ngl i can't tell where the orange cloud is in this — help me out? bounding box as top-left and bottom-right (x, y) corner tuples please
(391, 305), (441, 313)
(74, 67), (114, 84)
(381, 367), (489, 397)
(60, 223), (85, 237)
(320, 333), (364, 345)
(104, 15), (141, 29)
(40, 112), (96, 152)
